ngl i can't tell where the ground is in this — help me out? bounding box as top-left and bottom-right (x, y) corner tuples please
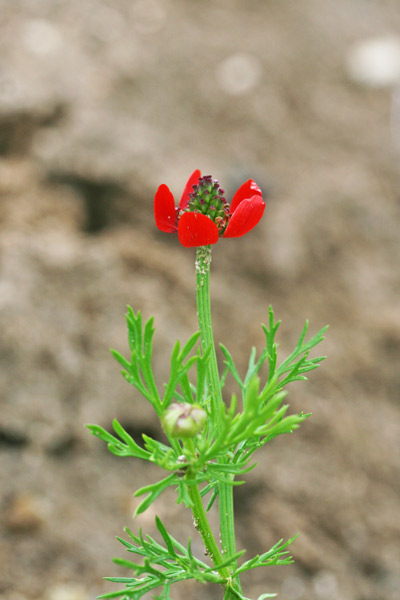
(1, 1), (400, 599)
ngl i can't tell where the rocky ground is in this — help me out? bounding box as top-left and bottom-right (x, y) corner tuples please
(1, 1), (400, 599)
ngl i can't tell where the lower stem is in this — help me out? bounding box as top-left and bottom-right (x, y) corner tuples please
(195, 246), (242, 597)
(185, 468), (229, 580)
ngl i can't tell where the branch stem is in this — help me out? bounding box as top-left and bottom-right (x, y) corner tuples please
(184, 467), (230, 578)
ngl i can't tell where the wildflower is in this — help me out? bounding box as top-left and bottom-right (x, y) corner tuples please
(154, 170), (265, 247)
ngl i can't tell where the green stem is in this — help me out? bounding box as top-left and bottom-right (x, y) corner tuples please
(195, 246), (242, 597)
(195, 246), (220, 413)
(184, 469), (229, 578)
(188, 485), (225, 571)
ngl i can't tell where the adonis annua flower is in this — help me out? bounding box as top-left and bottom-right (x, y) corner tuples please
(154, 169), (266, 247)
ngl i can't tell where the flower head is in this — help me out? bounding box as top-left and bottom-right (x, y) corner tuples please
(154, 170), (265, 247)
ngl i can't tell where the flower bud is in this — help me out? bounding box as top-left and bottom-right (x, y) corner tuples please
(161, 402), (207, 438)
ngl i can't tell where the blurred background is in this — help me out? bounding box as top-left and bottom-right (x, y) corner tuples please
(1, 1), (400, 599)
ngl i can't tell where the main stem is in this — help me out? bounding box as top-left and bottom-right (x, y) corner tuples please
(195, 246), (242, 597)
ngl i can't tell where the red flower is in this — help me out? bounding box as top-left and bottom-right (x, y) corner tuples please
(154, 170), (265, 248)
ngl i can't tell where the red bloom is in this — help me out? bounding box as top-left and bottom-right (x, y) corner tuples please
(154, 170), (265, 247)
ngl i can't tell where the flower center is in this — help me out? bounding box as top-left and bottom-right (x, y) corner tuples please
(186, 175), (230, 232)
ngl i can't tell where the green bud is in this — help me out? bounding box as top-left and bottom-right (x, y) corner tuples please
(161, 402), (207, 439)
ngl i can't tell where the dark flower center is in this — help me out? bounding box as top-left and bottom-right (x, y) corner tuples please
(186, 175), (230, 232)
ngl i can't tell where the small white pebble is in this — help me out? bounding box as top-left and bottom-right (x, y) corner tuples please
(44, 583), (88, 600)
(281, 575), (305, 599)
(216, 52), (262, 96)
(23, 19), (63, 56)
(346, 36), (400, 88)
(313, 570), (338, 598)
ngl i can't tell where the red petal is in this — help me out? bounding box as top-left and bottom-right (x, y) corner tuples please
(179, 169), (201, 209)
(230, 180), (262, 214)
(178, 212), (219, 247)
(223, 195), (265, 238)
(154, 184), (177, 232)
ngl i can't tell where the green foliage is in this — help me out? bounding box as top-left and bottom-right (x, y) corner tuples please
(111, 309), (162, 414)
(89, 306), (327, 511)
(98, 517), (295, 600)
(98, 517), (225, 599)
(89, 305), (327, 600)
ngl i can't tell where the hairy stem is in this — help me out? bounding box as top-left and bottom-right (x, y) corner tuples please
(195, 246), (242, 597)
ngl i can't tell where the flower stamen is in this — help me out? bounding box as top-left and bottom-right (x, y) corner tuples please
(187, 175), (230, 232)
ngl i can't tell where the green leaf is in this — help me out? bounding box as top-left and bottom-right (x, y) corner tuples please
(112, 557), (144, 570)
(134, 473), (178, 516)
(275, 322), (328, 385)
(87, 424), (121, 446)
(243, 347), (268, 387)
(155, 516), (177, 558)
(195, 347), (211, 405)
(235, 536), (297, 576)
(102, 517), (225, 599)
(97, 589), (134, 599)
(204, 550), (246, 574)
(87, 423), (150, 461)
(153, 582), (171, 600)
(180, 331), (201, 360)
(262, 305), (281, 381)
(206, 491), (218, 511)
(180, 372), (195, 404)
(162, 335), (200, 409)
(112, 419), (152, 460)
(220, 344), (245, 391)
(143, 316), (155, 359)
(176, 479), (194, 508)
(126, 307), (142, 352)
(110, 349), (131, 372)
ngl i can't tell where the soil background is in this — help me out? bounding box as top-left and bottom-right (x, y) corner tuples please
(1, 1), (400, 600)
